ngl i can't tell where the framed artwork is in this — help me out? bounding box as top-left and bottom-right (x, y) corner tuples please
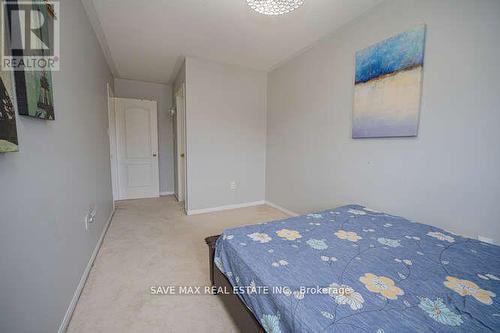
(7, 1), (55, 120)
(353, 26), (426, 138)
(14, 70), (54, 119)
(0, 30), (18, 152)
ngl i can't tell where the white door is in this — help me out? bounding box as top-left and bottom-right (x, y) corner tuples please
(115, 98), (159, 200)
(175, 86), (187, 204)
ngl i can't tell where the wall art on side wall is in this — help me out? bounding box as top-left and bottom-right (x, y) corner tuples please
(14, 70), (55, 120)
(8, 1), (55, 120)
(0, 36), (18, 152)
(353, 26), (426, 138)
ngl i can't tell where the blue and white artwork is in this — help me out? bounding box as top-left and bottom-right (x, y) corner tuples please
(353, 26), (426, 138)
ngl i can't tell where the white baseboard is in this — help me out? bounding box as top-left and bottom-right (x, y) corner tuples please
(186, 200), (266, 215)
(58, 208), (116, 333)
(160, 191), (174, 196)
(265, 201), (299, 217)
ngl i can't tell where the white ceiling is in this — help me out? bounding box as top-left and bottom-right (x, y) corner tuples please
(84, 0), (382, 84)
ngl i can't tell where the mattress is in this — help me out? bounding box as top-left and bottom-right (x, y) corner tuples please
(214, 204), (500, 332)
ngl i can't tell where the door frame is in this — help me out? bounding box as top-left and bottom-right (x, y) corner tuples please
(114, 97), (160, 200)
(107, 83), (118, 203)
(174, 84), (187, 210)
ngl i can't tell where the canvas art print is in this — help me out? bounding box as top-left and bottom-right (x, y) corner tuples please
(353, 26), (426, 138)
(15, 70), (55, 119)
(10, 2), (55, 120)
(0, 37), (18, 152)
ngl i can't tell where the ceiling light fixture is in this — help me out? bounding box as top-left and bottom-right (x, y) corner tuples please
(246, 0), (305, 16)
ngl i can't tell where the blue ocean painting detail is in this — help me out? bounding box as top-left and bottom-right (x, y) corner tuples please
(353, 26), (426, 138)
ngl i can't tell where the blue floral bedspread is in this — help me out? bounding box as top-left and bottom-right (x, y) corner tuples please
(214, 205), (500, 332)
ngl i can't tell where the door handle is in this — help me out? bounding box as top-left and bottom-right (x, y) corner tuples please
(153, 153), (157, 157)
(180, 153), (185, 158)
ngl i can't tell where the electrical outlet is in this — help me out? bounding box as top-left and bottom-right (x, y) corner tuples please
(85, 205), (97, 231)
(478, 235), (494, 244)
(230, 181), (237, 191)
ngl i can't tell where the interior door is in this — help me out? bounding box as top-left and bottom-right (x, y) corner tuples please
(115, 98), (159, 200)
(175, 86), (186, 204)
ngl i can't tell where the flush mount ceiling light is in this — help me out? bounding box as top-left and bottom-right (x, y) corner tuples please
(247, 0), (305, 16)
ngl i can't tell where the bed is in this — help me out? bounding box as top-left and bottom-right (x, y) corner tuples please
(206, 204), (500, 332)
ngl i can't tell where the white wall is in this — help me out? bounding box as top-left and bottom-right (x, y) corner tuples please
(185, 57), (267, 212)
(266, 0), (500, 242)
(114, 78), (174, 193)
(0, 0), (114, 332)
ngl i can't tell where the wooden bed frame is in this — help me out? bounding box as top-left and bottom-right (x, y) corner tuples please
(205, 235), (265, 333)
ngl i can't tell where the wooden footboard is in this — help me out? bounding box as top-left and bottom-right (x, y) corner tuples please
(205, 235), (264, 333)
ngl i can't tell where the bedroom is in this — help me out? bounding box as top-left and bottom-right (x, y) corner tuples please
(0, 0), (499, 332)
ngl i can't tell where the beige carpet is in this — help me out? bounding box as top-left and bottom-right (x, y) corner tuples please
(67, 196), (288, 333)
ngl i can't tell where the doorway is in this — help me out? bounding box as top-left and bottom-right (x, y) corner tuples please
(114, 98), (160, 200)
(174, 85), (187, 208)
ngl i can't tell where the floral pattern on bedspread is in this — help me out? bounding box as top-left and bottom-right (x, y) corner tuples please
(214, 205), (500, 332)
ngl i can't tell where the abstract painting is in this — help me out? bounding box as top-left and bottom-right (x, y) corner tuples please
(353, 26), (426, 138)
(0, 41), (18, 152)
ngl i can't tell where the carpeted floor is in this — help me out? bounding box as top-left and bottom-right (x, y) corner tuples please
(67, 196), (288, 332)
